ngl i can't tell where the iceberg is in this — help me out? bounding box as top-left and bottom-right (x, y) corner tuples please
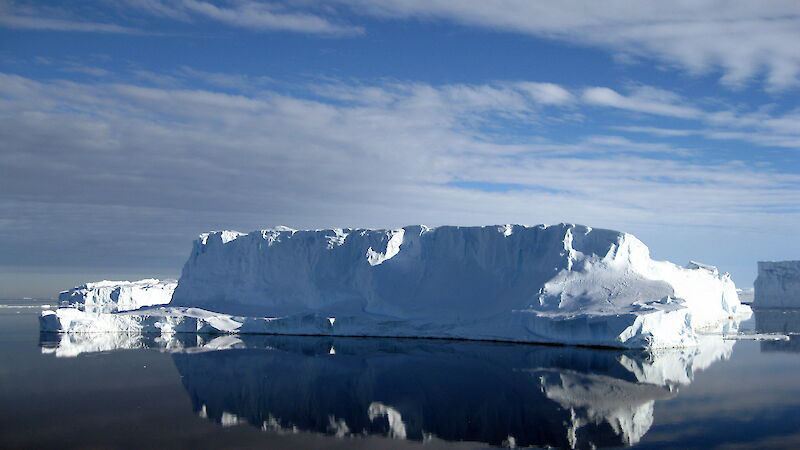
(58, 279), (176, 313)
(41, 224), (750, 349)
(754, 261), (800, 308)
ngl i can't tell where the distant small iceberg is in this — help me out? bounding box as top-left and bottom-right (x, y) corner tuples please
(58, 279), (176, 313)
(754, 261), (800, 308)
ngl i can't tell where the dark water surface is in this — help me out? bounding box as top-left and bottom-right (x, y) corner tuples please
(2, 301), (800, 449)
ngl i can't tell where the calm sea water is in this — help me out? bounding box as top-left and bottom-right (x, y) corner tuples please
(2, 300), (800, 449)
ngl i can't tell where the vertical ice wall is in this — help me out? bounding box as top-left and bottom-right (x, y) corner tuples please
(755, 261), (800, 308)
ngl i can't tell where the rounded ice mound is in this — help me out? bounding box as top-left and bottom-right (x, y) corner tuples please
(58, 279), (177, 313)
(163, 224), (749, 348)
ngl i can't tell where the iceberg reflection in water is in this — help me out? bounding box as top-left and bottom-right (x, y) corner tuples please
(40, 333), (734, 448)
(754, 309), (800, 353)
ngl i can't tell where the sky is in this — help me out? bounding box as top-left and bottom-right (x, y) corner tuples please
(1, 0), (799, 298)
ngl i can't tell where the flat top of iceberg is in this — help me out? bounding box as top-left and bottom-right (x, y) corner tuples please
(63, 278), (176, 292)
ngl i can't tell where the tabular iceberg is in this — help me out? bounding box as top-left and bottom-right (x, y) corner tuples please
(58, 279), (177, 312)
(41, 224), (750, 349)
(754, 261), (800, 308)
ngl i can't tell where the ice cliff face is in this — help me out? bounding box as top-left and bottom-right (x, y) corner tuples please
(754, 261), (800, 308)
(58, 279), (176, 313)
(160, 224), (747, 348)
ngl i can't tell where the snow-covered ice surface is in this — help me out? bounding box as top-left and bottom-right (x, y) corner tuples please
(58, 279), (177, 313)
(41, 224), (750, 349)
(37, 332), (735, 448)
(754, 261), (800, 308)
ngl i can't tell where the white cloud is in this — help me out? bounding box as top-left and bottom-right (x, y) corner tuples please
(579, 135), (693, 156)
(620, 126), (800, 150)
(582, 87), (701, 119)
(176, 66), (274, 91)
(179, 0), (363, 35)
(2, 72), (798, 235)
(2, 70), (799, 291)
(577, 85), (800, 149)
(124, 0), (363, 35)
(514, 82), (575, 105)
(1, 0), (362, 36)
(59, 64), (112, 78)
(7, 1), (799, 87)
(121, 0), (193, 21)
(0, 0), (140, 33)
(0, 15), (134, 33)
(334, 0), (800, 90)
(613, 126), (696, 138)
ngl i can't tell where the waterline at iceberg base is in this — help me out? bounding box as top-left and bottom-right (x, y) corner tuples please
(38, 333), (736, 448)
(40, 224), (751, 349)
